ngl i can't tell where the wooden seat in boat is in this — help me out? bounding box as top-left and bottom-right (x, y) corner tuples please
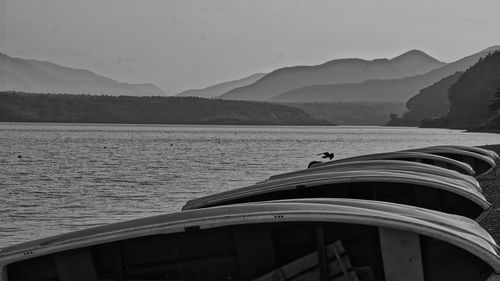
(254, 240), (360, 281)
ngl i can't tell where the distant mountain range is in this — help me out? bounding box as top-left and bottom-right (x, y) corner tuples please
(0, 52), (165, 96)
(176, 73), (266, 98)
(218, 50), (445, 101)
(269, 46), (500, 103)
(3, 46), (500, 128)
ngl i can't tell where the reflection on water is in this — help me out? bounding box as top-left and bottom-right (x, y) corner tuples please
(1, 123), (499, 247)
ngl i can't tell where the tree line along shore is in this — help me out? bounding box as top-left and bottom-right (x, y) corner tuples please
(0, 92), (330, 126)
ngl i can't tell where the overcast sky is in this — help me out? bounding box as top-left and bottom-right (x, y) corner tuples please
(1, 0), (500, 94)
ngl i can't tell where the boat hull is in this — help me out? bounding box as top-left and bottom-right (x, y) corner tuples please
(405, 147), (496, 177)
(183, 170), (490, 221)
(310, 151), (476, 176)
(272, 159), (481, 192)
(431, 145), (500, 161)
(1, 201), (499, 281)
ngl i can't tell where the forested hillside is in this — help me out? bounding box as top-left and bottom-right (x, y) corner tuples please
(419, 52), (500, 130)
(289, 102), (405, 125)
(387, 72), (462, 126)
(447, 52), (500, 129)
(0, 92), (328, 125)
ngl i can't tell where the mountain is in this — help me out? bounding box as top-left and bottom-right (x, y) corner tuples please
(446, 51), (500, 129)
(386, 72), (462, 126)
(0, 91), (329, 125)
(390, 50), (447, 76)
(218, 50), (444, 101)
(0, 52), (166, 96)
(271, 46), (500, 103)
(176, 73), (265, 98)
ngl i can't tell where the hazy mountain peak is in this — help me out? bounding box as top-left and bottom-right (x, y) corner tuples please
(391, 49), (442, 63)
(219, 49), (445, 101)
(0, 52), (166, 96)
(270, 45), (499, 104)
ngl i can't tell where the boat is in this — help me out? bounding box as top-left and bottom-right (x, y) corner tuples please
(430, 145), (500, 161)
(270, 159), (481, 192)
(256, 198), (496, 244)
(1, 200), (499, 281)
(404, 147), (496, 177)
(309, 151), (476, 176)
(182, 170), (490, 221)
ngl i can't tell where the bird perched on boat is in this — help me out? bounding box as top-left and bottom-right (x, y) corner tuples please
(317, 152), (334, 160)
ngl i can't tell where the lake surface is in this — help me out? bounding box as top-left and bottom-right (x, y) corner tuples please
(1, 123), (499, 248)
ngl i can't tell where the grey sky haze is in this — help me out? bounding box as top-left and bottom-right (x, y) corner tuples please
(1, 0), (500, 94)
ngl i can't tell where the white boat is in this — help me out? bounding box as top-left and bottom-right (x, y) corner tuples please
(404, 147), (496, 177)
(1, 200), (499, 281)
(183, 170), (491, 221)
(270, 159), (481, 192)
(310, 151), (476, 176)
(430, 145), (500, 161)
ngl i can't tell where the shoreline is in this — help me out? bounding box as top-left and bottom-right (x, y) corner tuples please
(478, 144), (500, 242)
(471, 129), (500, 134)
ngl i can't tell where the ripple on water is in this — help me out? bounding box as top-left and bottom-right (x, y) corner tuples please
(1, 123), (500, 248)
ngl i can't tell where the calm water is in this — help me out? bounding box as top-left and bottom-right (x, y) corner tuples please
(1, 123), (499, 248)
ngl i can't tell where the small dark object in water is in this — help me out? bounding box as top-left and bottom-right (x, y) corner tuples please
(17, 155), (21, 158)
(317, 152), (334, 160)
(308, 161), (322, 168)
(104, 146), (107, 149)
(170, 144), (173, 146)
